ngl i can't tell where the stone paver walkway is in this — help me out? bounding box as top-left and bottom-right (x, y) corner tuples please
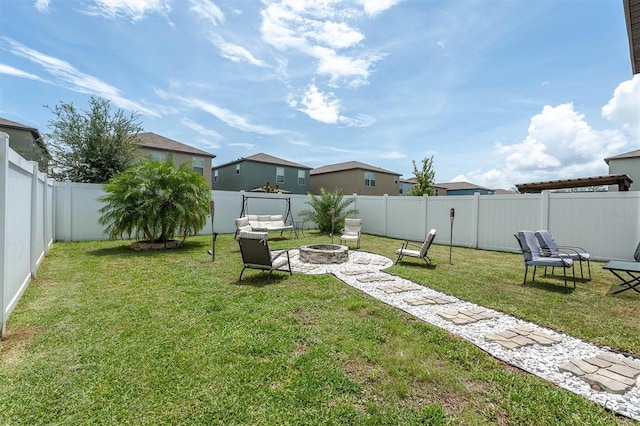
(284, 248), (640, 421)
(559, 353), (640, 395)
(437, 308), (499, 325)
(486, 326), (563, 350)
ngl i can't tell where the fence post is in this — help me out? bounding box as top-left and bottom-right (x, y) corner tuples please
(472, 192), (480, 248)
(30, 162), (38, 278)
(383, 194), (388, 237)
(541, 190), (550, 230)
(60, 180), (72, 242)
(0, 133), (9, 338)
(423, 194), (429, 240)
(43, 176), (50, 253)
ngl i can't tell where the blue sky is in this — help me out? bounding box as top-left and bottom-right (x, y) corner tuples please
(1, 0), (638, 190)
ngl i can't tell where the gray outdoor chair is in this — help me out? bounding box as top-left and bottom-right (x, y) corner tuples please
(515, 231), (575, 292)
(395, 228), (436, 265)
(237, 231), (292, 283)
(340, 218), (362, 249)
(535, 230), (591, 279)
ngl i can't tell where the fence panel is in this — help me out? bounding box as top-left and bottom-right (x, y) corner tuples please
(1, 134), (53, 337)
(386, 196), (427, 241)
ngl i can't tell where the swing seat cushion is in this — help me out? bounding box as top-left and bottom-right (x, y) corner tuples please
(245, 215), (293, 232)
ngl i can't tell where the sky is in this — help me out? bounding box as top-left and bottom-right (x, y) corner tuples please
(1, 0), (639, 190)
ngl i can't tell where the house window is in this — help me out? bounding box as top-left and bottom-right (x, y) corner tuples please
(236, 164), (240, 174)
(193, 157), (204, 175)
(276, 167), (285, 184)
(297, 169), (305, 185)
(150, 151), (165, 161)
(364, 172), (376, 187)
(394, 176), (399, 184)
(213, 169), (218, 182)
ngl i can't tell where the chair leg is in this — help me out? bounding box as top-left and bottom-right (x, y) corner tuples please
(396, 253), (403, 264)
(238, 266), (247, 283)
(586, 258), (591, 279)
(532, 265), (537, 283)
(523, 265), (529, 285)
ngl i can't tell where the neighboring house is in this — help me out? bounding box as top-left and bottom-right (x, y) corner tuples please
(605, 149), (640, 191)
(435, 181), (494, 196)
(624, 0), (640, 74)
(399, 177), (416, 195)
(0, 117), (49, 172)
(212, 153), (311, 194)
(310, 161), (400, 196)
(136, 132), (216, 188)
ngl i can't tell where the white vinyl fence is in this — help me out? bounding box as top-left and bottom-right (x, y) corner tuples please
(1, 134), (54, 338)
(52, 183), (640, 261)
(3, 140), (640, 337)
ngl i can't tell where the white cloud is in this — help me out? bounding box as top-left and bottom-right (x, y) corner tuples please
(228, 142), (257, 149)
(601, 74), (640, 140)
(175, 95), (283, 135)
(189, 0), (224, 26)
(84, 0), (171, 22)
(298, 84), (340, 123)
(1, 38), (162, 117)
(208, 34), (267, 67)
(34, 0), (49, 12)
(456, 102), (632, 190)
(355, 0), (403, 17)
(181, 118), (223, 140)
(260, 0), (390, 88)
(296, 84), (375, 127)
(0, 63), (47, 81)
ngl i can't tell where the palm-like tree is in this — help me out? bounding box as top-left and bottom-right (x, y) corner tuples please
(299, 188), (358, 234)
(99, 160), (210, 243)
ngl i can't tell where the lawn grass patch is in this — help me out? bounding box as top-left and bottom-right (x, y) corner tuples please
(0, 232), (636, 424)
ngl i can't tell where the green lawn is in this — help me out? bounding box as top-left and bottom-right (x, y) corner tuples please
(0, 232), (637, 425)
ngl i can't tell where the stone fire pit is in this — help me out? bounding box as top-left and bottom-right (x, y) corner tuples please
(299, 244), (349, 264)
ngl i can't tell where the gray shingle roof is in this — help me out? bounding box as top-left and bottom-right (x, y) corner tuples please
(604, 149), (640, 164)
(435, 181), (492, 191)
(214, 152), (311, 169)
(136, 132), (215, 157)
(311, 161), (400, 176)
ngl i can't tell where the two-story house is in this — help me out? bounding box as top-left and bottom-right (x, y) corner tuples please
(136, 132), (216, 188)
(605, 149), (640, 191)
(310, 161), (400, 196)
(212, 153), (311, 194)
(435, 181), (494, 196)
(0, 117), (49, 172)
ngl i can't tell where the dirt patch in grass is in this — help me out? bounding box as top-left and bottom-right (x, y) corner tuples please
(0, 326), (42, 366)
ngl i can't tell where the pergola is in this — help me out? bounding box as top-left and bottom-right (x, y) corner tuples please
(516, 174), (633, 194)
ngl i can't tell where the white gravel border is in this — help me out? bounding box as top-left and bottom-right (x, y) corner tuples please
(286, 249), (640, 421)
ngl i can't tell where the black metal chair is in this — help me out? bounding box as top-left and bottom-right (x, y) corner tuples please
(237, 231), (292, 283)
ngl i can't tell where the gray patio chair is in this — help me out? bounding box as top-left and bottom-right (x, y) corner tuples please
(340, 218), (362, 249)
(535, 230), (591, 279)
(237, 231), (292, 283)
(515, 231), (575, 292)
(395, 228), (436, 265)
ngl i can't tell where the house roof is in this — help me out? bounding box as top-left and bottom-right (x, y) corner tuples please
(516, 174), (633, 193)
(624, 0), (640, 74)
(0, 117), (49, 154)
(136, 132), (215, 158)
(435, 181), (492, 191)
(311, 161), (400, 176)
(214, 152), (311, 169)
(399, 177), (417, 184)
(604, 149), (640, 164)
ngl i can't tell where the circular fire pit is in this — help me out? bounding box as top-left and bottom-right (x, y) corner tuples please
(299, 244), (349, 264)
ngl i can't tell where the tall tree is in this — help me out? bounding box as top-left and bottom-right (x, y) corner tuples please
(408, 155), (436, 196)
(45, 96), (143, 183)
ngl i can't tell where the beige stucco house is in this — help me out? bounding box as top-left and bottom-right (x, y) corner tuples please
(310, 161), (400, 196)
(136, 132), (216, 188)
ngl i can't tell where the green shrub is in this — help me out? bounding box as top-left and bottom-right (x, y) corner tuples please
(98, 159), (210, 243)
(300, 188), (358, 234)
